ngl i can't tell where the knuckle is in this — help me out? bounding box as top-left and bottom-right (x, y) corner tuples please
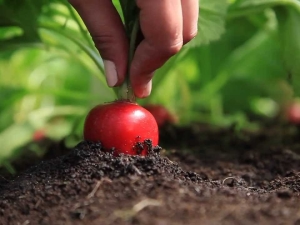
(159, 41), (183, 58)
(93, 34), (114, 43)
(92, 33), (128, 61)
(184, 30), (198, 44)
(92, 34), (116, 51)
(92, 35), (117, 59)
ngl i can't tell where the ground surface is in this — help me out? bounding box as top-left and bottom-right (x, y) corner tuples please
(1, 123), (300, 225)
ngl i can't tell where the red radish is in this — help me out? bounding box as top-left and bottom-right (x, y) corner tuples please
(84, 100), (159, 155)
(287, 101), (300, 124)
(143, 104), (177, 127)
(33, 129), (46, 141)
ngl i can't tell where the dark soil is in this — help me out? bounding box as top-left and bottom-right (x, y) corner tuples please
(1, 123), (300, 225)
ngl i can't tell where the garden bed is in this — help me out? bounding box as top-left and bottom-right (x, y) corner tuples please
(1, 124), (300, 225)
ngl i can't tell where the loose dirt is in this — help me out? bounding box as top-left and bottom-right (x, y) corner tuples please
(1, 123), (300, 225)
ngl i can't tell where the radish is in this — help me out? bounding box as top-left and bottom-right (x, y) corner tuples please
(84, 101), (158, 155)
(32, 129), (46, 142)
(144, 104), (177, 127)
(287, 101), (300, 124)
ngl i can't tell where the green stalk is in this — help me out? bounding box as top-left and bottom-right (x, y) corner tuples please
(66, 3), (95, 48)
(117, 0), (140, 101)
(40, 25), (105, 77)
(118, 17), (140, 102)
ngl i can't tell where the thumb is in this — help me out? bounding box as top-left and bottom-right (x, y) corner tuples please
(69, 0), (128, 87)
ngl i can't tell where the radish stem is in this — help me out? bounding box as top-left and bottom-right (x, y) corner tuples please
(118, 16), (140, 102)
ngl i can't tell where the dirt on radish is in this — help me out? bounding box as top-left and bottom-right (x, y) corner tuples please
(1, 123), (300, 225)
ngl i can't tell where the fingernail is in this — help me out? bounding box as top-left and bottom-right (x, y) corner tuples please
(103, 60), (118, 87)
(139, 79), (152, 98)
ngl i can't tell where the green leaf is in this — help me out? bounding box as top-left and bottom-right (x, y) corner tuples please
(232, 0), (300, 8)
(0, 123), (34, 164)
(276, 6), (300, 96)
(190, 0), (228, 46)
(0, 86), (28, 109)
(112, 0), (124, 21)
(119, 0), (139, 36)
(0, 0), (48, 40)
(40, 25), (105, 78)
(229, 0), (300, 18)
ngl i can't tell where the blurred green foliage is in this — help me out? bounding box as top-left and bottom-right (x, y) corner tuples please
(0, 0), (300, 167)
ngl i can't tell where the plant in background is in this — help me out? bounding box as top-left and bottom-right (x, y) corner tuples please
(0, 0), (300, 166)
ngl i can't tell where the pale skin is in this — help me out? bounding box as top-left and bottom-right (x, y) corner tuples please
(68, 0), (199, 98)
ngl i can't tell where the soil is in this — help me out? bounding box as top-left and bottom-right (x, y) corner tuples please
(1, 123), (300, 225)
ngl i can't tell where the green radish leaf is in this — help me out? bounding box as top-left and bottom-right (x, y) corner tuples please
(189, 0), (228, 46)
(231, 0), (300, 8)
(112, 0), (124, 22)
(229, 0), (300, 18)
(0, 123), (34, 164)
(0, 86), (28, 108)
(0, 0), (48, 40)
(119, 0), (139, 36)
(276, 6), (300, 96)
(0, 37), (43, 52)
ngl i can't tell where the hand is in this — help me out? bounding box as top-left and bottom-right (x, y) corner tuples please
(69, 0), (199, 98)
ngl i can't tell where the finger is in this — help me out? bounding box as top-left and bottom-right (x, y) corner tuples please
(181, 0), (199, 44)
(130, 0), (183, 98)
(69, 0), (128, 87)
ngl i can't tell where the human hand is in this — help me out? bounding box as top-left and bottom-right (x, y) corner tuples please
(69, 0), (199, 98)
